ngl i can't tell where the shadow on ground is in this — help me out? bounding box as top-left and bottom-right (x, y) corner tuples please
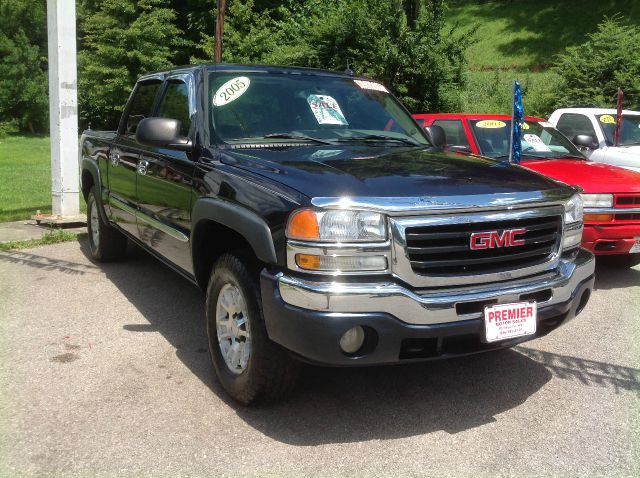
(7, 237), (636, 445)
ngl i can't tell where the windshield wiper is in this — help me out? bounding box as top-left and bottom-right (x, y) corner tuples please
(336, 134), (420, 146)
(259, 133), (336, 145)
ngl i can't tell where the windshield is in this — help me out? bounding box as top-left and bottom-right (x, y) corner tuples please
(208, 72), (430, 146)
(598, 114), (640, 147)
(469, 119), (586, 160)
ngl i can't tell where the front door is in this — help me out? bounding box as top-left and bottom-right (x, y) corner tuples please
(108, 79), (163, 238)
(136, 76), (195, 273)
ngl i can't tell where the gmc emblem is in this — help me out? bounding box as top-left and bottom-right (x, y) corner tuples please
(469, 228), (527, 250)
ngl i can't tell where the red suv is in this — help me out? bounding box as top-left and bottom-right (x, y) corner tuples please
(414, 113), (640, 267)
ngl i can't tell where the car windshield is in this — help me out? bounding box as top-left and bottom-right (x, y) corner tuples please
(469, 119), (586, 160)
(208, 71), (430, 146)
(598, 114), (640, 146)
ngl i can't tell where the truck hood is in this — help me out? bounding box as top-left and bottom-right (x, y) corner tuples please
(220, 145), (569, 200)
(521, 159), (640, 194)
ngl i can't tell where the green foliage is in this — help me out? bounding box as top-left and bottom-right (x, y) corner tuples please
(197, 0), (472, 113)
(460, 70), (563, 117)
(78, 0), (186, 129)
(0, 228), (82, 252)
(0, 0), (48, 133)
(552, 16), (640, 110)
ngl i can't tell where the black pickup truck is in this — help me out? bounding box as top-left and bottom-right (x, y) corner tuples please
(80, 64), (595, 404)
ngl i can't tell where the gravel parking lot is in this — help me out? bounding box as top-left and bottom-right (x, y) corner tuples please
(0, 238), (638, 477)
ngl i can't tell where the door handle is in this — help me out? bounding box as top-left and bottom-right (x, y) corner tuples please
(109, 152), (120, 166)
(137, 160), (149, 176)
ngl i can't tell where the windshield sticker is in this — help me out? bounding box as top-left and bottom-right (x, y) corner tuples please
(354, 79), (389, 93)
(476, 120), (506, 128)
(307, 95), (348, 125)
(310, 149), (344, 159)
(539, 121), (554, 128)
(213, 76), (250, 107)
(523, 134), (552, 152)
(522, 122), (530, 130)
(600, 114), (615, 124)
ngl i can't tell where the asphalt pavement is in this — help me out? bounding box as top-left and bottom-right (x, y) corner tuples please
(0, 238), (638, 477)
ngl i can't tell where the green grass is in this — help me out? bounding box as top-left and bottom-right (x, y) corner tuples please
(445, 0), (640, 117)
(0, 135), (85, 222)
(0, 229), (84, 252)
(448, 0), (640, 71)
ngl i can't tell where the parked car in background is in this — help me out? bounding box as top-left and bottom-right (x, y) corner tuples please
(548, 108), (640, 173)
(414, 113), (640, 267)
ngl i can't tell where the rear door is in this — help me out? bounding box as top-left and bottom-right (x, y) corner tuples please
(135, 74), (196, 273)
(108, 78), (163, 238)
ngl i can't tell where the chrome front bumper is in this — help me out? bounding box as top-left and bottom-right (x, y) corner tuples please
(277, 248), (595, 326)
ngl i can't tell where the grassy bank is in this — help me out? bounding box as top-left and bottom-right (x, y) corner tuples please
(447, 0), (640, 116)
(0, 135), (85, 222)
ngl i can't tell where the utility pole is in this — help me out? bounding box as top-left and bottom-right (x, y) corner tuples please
(214, 0), (227, 63)
(45, 0), (80, 220)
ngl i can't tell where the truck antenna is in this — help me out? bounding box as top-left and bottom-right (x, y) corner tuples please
(344, 60), (354, 76)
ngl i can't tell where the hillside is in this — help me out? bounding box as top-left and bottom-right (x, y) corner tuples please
(445, 0), (640, 116)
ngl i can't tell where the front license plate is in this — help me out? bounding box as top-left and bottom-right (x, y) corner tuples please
(630, 237), (640, 254)
(484, 302), (537, 343)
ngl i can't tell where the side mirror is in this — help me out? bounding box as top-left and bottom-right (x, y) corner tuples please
(136, 117), (192, 152)
(424, 125), (446, 149)
(572, 134), (598, 150)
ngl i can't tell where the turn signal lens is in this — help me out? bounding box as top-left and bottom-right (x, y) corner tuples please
(584, 214), (613, 222)
(287, 209), (319, 240)
(295, 254), (321, 270)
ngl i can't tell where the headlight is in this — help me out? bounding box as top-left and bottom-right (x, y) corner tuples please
(581, 193), (613, 208)
(564, 194), (583, 224)
(286, 209), (387, 242)
(563, 194), (583, 250)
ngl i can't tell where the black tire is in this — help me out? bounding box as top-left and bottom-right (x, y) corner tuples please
(598, 253), (640, 269)
(86, 188), (127, 262)
(205, 253), (299, 405)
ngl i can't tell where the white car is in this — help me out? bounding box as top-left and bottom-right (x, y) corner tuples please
(549, 108), (640, 172)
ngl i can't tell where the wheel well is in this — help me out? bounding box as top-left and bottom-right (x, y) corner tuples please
(192, 220), (261, 290)
(81, 169), (94, 199)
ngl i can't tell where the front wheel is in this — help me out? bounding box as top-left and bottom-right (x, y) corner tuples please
(86, 188), (127, 262)
(598, 253), (640, 269)
(205, 253), (299, 405)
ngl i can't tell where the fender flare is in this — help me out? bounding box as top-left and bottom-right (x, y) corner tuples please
(81, 156), (109, 223)
(191, 198), (278, 265)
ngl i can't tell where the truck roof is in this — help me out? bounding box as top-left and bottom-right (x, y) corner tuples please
(139, 63), (365, 82)
(552, 107), (640, 116)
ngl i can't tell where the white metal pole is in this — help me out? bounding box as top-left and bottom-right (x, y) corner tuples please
(46, 0), (80, 218)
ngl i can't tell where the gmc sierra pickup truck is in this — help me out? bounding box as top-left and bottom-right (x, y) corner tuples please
(80, 64), (595, 404)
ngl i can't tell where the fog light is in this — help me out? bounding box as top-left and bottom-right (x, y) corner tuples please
(339, 326), (365, 354)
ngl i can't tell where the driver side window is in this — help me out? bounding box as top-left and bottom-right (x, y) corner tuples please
(556, 114), (597, 142)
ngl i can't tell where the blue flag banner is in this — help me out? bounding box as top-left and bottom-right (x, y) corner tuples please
(509, 80), (523, 164)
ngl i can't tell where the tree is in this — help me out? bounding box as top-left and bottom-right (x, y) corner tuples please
(78, 0), (185, 129)
(552, 16), (640, 110)
(196, 0), (471, 113)
(0, 0), (48, 133)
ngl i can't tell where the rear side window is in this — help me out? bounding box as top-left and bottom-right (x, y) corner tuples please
(432, 120), (470, 148)
(122, 81), (162, 136)
(157, 80), (192, 137)
(555, 113), (597, 142)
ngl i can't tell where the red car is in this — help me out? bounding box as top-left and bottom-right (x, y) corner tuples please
(413, 113), (640, 267)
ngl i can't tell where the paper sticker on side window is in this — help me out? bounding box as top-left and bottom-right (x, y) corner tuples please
(523, 134), (551, 152)
(354, 80), (389, 93)
(307, 95), (348, 125)
(213, 77), (250, 106)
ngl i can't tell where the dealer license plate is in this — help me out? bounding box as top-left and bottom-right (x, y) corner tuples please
(484, 301), (537, 343)
(630, 237), (640, 254)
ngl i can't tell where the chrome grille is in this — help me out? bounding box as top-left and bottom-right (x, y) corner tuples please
(405, 215), (562, 275)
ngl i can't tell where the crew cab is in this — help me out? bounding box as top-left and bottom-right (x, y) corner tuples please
(80, 65), (594, 404)
(414, 113), (640, 267)
(549, 108), (640, 172)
